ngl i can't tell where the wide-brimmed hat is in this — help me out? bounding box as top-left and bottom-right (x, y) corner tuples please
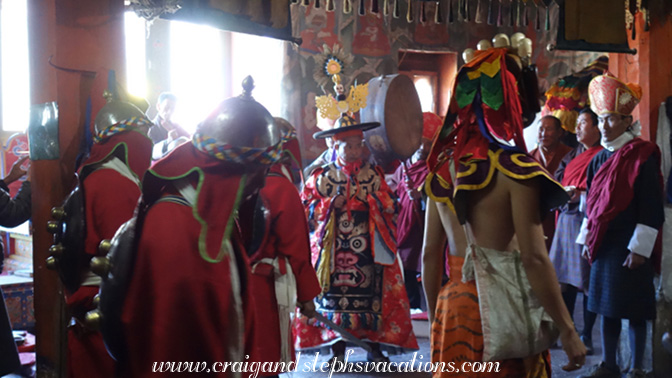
(313, 114), (380, 139)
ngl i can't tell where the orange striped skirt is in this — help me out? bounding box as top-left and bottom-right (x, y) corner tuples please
(431, 255), (551, 378)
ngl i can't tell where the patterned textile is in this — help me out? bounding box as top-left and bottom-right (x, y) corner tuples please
(549, 211), (590, 290)
(93, 116), (152, 143)
(427, 48), (529, 185)
(426, 146), (568, 224)
(588, 236), (656, 320)
(584, 139), (663, 271)
(191, 132), (282, 166)
(543, 56), (608, 133)
(588, 74), (642, 116)
(585, 150), (662, 320)
(431, 255), (551, 378)
(295, 161), (417, 351)
(1, 282), (33, 330)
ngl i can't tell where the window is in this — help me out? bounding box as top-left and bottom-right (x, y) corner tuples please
(123, 14), (285, 134)
(1, 0), (30, 132)
(413, 75), (436, 113)
(169, 20), (226, 133)
(398, 50), (457, 117)
(124, 11), (147, 98)
(230, 32), (284, 117)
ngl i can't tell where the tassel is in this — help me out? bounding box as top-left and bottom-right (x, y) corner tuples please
(544, 4), (550, 31)
(359, 0), (366, 15)
(420, 1), (427, 23)
(448, 0), (454, 22)
(535, 2), (541, 30)
(344, 0), (352, 13)
(465, 0), (470, 22)
(302, 0), (310, 6)
(458, 0), (465, 21)
(515, 0), (521, 26)
(487, 0), (495, 24)
(393, 0), (400, 18)
(435, 1), (443, 23)
(407, 0), (414, 22)
(475, 0), (483, 23)
(523, 0), (528, 26)
(497, 0), (503, 26)
(326, 0), (335, 11)
(371, 0), (379, 13)
(508, 0), (514, 26)
(314, 0), (320, 8)
(383, 0), (390, 15)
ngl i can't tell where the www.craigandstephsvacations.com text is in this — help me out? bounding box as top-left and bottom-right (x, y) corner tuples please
(151, 351), (501, 376)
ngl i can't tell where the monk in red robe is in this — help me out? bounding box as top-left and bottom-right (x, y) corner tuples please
(530, 115), (572, 250)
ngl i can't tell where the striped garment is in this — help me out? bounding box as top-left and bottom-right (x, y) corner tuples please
(94, 116), (152, 143)
(431, 255), (551, 378)
(549, 210), (591, 291)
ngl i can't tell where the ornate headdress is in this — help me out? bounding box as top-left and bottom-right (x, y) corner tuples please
(544, 56), (609, 133)
(313, 44), (369, 123)
(588, 73), (642, 116)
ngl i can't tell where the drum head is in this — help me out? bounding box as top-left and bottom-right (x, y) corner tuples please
(360, 74), (423, 167)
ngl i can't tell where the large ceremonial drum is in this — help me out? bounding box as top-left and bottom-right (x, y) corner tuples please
(360, 74), (423, 169)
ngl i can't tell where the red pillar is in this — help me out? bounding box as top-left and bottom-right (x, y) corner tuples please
(610, 13), (672, 141)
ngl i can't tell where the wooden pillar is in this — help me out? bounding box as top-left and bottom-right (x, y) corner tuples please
(28, 1), (127, 376)
(610, 13), (672, 141)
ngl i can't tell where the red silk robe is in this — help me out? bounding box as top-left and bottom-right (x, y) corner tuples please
(248, 167), (321, 374)
(68, 130), (152, 378)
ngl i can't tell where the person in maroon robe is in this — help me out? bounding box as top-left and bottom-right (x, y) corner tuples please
(530, 115), (572, 249)
(247, 118), (320, 377)
(549, 108), (602, 355)
(576, 74), (664, 378)
(67, 97), (153, 378)
(388, 112), (442, 309)
(119, 78), (283, 378)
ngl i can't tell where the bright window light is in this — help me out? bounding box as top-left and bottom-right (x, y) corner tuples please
(231, 33), (284, 117)
(1, 0), (30, 132)
(170, 21), (225, 134)
(414, 76), (434, 113)
(124, 12), (147, 98)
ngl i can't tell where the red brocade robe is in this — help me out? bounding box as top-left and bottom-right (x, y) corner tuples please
(294, 160), (418, 351)
(120, 142), (256, 378)
(67, 130), (152, 378)
(247, 165), (321, 373)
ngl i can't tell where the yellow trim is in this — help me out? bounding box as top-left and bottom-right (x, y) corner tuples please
(427, 147), (567, 217)
(456, 162), (477, 178)
(453, 149), (499, 193)
(510, 153), (541, 168)
(495, 153), (566, 192)
(424, 171), (457, 214)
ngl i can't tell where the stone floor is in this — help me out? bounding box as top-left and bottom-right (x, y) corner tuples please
(282, 293), (651, 378)
(1, 293), (657, 377)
